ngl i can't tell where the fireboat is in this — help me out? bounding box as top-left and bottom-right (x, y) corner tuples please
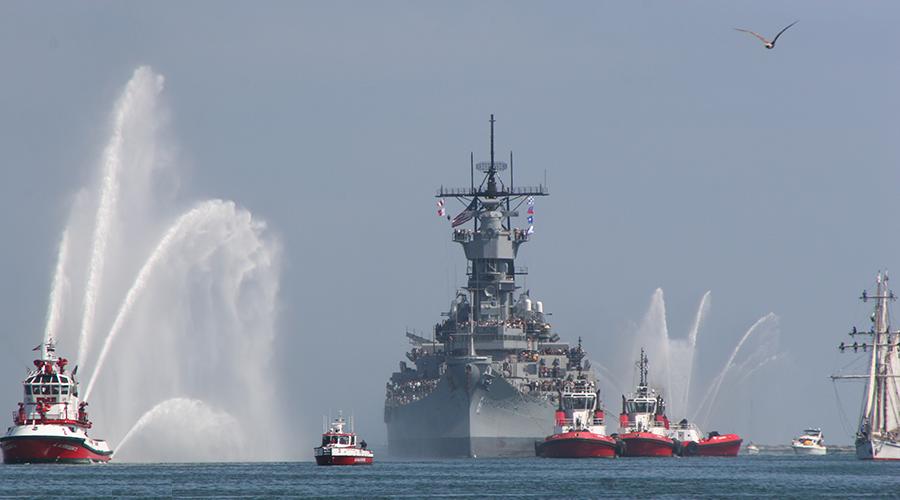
(616, 349), (678, 457)
(0, 338), (112, 463)
(535, 378), (619, 458)
(667, 419), (742, 456)
(314, 412), (374, 466)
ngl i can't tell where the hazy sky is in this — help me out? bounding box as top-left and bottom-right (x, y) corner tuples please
(0, 1), (898, 458)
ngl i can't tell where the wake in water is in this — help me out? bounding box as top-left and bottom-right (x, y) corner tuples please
(41, 67), (284, 462)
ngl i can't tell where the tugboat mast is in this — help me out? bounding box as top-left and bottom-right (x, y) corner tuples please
(637, 348), (649, 393)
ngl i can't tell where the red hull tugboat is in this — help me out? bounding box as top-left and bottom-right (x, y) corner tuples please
(535, 379), (619, 458)
(616, 349), (677, 457)
(668, 419), (742, 456)
(1, 338), (112, 464)
(314, 412), (374, 466)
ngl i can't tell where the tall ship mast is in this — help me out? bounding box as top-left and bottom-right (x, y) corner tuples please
(832, 271), (900, 460)
(384, 116), (595, 457)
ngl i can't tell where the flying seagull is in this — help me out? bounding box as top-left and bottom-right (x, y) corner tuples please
(734, 20), (798, 49)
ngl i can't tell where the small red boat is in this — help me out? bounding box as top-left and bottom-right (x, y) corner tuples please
(616, 349), (676, 457)
(0, 338), (112, 464)
(668, 419), (742, 456)
(314, 412), (374, 465)
(535, 379), (619, 458)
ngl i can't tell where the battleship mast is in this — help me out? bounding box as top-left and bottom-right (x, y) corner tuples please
(436, 115), (548, 348)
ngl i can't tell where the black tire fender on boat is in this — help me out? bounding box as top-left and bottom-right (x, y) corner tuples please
(672, 439), (683, 457)
(615, 439), (626, 457)
(686, 440), (699, 456)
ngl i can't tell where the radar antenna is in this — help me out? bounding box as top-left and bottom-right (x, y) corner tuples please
(637, 348), (649, 388)
(475, 115), (507, 196)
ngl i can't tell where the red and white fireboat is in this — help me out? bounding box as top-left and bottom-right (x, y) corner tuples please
(314, 412), (374, 466)
(616, 349), (677, 457)
(667, 419), (742, 456)
(1, 339), (112, 464)
(535, 379), (619, 458)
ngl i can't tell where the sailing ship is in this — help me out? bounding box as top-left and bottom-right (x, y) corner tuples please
(745, 398), (759, 453)
(0, 338), (112, 463)
(616, 349), (677, 457)
(832, 271), (900, 460)
(383, 116), (596, 457)
(314, 412), (374, 465)
(534, 379), (619, 458)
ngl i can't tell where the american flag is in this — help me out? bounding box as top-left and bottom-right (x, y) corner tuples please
(452, 199), (478, 227)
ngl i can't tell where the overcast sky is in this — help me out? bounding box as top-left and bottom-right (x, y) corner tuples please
(0, 1), (898, 459)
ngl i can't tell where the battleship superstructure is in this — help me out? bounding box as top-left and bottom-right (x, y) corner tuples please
(384, 116), (595, 457)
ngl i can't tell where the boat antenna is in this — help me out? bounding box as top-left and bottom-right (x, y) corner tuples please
(638, 348), (648, 388)
(470, 152), (477, 232)
(490, 115), (495, 168)
(486, 114), (498, 196)
(507, 151), (513, 229)
(470, 152), (474, 193)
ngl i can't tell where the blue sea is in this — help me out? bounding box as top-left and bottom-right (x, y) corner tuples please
(1, 453), (897, 499)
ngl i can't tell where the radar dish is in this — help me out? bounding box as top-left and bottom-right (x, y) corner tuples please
(476, 161), (507, 172)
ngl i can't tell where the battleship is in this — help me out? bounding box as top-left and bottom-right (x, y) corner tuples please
(384, 116), (596, 458)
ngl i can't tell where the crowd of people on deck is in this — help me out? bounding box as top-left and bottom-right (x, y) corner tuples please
(539, 366), (565, 379)
(406, 347), (428, 361)
(385, 379), (439, 407)
(446, 318), (533, 330)
(515, 347), (572, 363)
(518, 378), (575, 403)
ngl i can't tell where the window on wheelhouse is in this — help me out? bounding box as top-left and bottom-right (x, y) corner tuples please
(626, 400), (655, 414)
(563, 395), (594, 410)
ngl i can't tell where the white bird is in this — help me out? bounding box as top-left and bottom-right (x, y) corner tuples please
(734, 20), (798, 49)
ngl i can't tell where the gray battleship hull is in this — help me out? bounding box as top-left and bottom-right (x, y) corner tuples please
(385, 361), (557, 458)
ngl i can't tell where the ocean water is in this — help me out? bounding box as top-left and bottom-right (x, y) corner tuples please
(1, 454), (897, 499)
